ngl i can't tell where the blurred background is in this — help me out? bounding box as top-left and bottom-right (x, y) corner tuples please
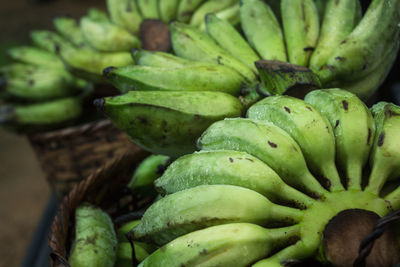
(0, 0), (399, 266)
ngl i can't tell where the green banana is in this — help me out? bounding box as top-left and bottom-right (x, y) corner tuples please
(0, 63), (36, 78)
(59, 44), (133, 83)
(281, 0), (320, 66)
(69, 203), (117, 267)
(107, 0), (143, 34)
(116, 242), (152, 266)
(170, 21), (257, 84)
(240, 0), (287, 61)
(137, 223), (300, 267)
(127, 154), (170, 195)
(366, 102), (400, 195)
(53, 17), (90, 49)
(1, 68), (82, 101)
(117, 220), (141, 242)
(158, 0), (180, 23)
(205, 13), (260, 72)
(30, 30), (67, 53)
(197, 118), (327, 198)
(7, 46), (64, 69)
(317, 0), (400, 84)
(304, 89), (375, 191)
(103, 64), (245, 95)
(176, 0), (205, 23)
(310, 0), (362, 72)
(0, 97), (82, 127)
(87, 8), (109, 21)
(97, 91), (243, 157)
(190, 0), (237, 27)
(212, 2), (240, 26)
(132, 49), (204, 68)
(247, 96), (344, 192)
(80, 15), (141, 52)
(155, 150), (315, 208)
(133, 185), (302, 246)
(137, 0), (160, 19)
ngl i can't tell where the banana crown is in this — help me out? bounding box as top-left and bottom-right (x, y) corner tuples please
(132, 89), (400, 266)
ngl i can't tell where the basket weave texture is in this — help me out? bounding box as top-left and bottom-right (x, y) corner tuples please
(28, 120), (138, 197)
(49, 149), (151, 267)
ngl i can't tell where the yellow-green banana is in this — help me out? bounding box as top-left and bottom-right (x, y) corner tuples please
(137, 0), (160, 19)
(170, 21), (257, 84)
(205, 13), (260, 72)
(107, 0), (143, 34)
(30, 30), (67, 53)
(97, 91), (243, 157)
(155, 150), (315, 208)
(281, 0), (320, 66)
(7, 46), (64, 69)
(304, 89), (375, 191)
(132, 49), (203, 68)
(103, 64), (245, 95)
(176, 0), (205, 23)
(190, 0), (237, 27)
(247, 96), (344, 192)
(240, 0), (286, 61)
(198, 118), (327, 198)
(53, 17), (90, 49)
(158, 0), (180, 23)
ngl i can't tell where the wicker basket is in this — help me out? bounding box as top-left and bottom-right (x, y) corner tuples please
(49, 149), (151, 267)
(28, 119), (139, 197)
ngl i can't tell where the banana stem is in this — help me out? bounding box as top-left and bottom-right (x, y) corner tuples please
(365, 166), (391, 196)
(320, 163), (345, 192)
(265, 225), (302, 252)
(274, 184), (316, 209)
(384, 186), (400, 210)
(346, 161), (363, 191)
(255, 60), (322, 98)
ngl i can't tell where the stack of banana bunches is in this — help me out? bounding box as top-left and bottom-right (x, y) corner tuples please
(26, 0), (400, 266)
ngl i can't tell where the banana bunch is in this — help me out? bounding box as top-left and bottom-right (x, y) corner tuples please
(106, 0), (399, 101)
(120, 89), (400, 266)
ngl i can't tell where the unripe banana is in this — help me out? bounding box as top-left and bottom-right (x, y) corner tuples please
(190, 0), (237, 27)
(80, 16), (141, 52)
(212, 2), (240, 26)
(176, 0), (205, 23)
(30, 30), (67, 53)
(0, 97), (82, 127)
(137, 223), (300, 267)
(96, 91), (243, 157)
(107, 0), (143, 34)
(310, 0), (362, 72)
(133, 185), (303, 246)
(127, 154), (170, 195)
(170, 21), (257, 84)
(198, 118), (326, 198)
(0, 63), (36, 78)
(53, 17), (90, 49)
(281, 0), (320, 66)
(116, 242), (153, 266)
(304, 89), (375, 191)
(103, 64), (245, 95)
(158, 0), (180, 23)
(240, 0), (287, 62)
(87, 8), (109, 21)
(365, 102), (400, 195)
(137, 0), (159, 19)
(317, 0), (400, 84)
(132, 49), (203, 68)
(155, 150), (315, 208)
(7, 46), (64, 69)
(247, 96), (344, 192)
(205, 13), (260, 72)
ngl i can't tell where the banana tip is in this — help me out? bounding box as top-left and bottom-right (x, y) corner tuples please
(103, 66), (116, 77)
(93, 98), (105, 111)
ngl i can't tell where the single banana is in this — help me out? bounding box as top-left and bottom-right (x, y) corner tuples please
(281, 0), (320, 66)
(365, 102), (400, 195)
(133, 185), (303, 245)
(310, 0), (362, 72)
(240, 0), (287, 61)
(304, 89), (375, 191)
(247, 96), (344, 192)
(137, 0), (160, 19)
(170, 21), (257, 84)
(30, 30), (67, 53)
(212, 2), (240, 25)
(87, 8), (109, 21)
(96, 91), (243, 157)
(317, 0), (400, 84)
(155, 150), (315, 208)
(158, 0), (180, 23)
(0, 63), (36, 78)
(205, 13), (260, 72)
(176, 0), (205, 23)
(127, 154), (170, 195)
(190, 0), (237, 27)
(197, 118), (327, 198)
(80, 16), (141, 52)
(103, 64), (245, 96)
(107, 0), (143, 34)
(0, 97), (82, 128)
(7, 46), (64, 69)
(53, 17), (90, 49)
(132, 49), (203, 68)
(138, 223), (300, 267)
